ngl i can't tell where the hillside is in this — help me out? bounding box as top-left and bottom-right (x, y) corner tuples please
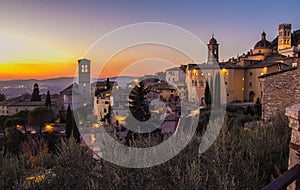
(0, 76), (136, 99)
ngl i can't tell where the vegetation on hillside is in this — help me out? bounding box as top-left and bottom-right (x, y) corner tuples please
(0, 106), (290, 189)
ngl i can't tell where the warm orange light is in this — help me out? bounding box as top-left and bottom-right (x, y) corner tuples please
(16, 125), (22, 129)
(44, 124), (54, 132)
(242, 77), (245, 81)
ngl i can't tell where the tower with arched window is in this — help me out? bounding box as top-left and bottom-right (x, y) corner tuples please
(78, 58), (91, 106)
(278, 23), (292, 51)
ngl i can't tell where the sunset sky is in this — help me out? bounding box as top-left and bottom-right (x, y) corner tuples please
(1, 0), (299, 80)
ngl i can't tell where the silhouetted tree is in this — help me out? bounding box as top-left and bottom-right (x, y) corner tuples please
(28, 107), (54, 135)
(45, 90), (51, 108)
(214, 72), (221, 108)
(254, 98), (262, 117)
(31, 83), (41, 101)
(0, 94), (6, 102)
(204, 80), (212, 106)
(3, 117), (27, 154)
(129, 81), (151, 121)
(65, 105), (80, 142)
(106, 77), (111, 90)
(66, 106), (72, 138)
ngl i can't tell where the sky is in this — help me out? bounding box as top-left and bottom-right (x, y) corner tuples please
(0, 0), (299, 80)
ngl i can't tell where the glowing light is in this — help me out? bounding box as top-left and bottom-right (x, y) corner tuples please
(242, 87), (244, 91)
(242, 77), (244, 81)
(44, 124), (54, 132)
(93, 123), (100, 128)
(16, 125), (22, 129)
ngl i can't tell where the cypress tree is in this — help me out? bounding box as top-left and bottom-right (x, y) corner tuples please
(66, 105), (72, 138)
(214, 73), (221, 108)
(45, 90), (52, 108)
(204, 80), (212, 107)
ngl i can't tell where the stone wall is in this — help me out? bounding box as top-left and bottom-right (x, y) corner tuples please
(286, 104), (300, 190)
(261, 63), (300, 120)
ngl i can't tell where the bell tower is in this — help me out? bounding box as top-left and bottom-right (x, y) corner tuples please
(78, 58), (91, 106)
(278, 23), (292, 51)
(207, 34), (219, 64)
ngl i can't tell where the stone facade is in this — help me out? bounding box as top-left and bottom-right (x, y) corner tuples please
(285, 104), (300, 190)
(259, 61), (300, 120)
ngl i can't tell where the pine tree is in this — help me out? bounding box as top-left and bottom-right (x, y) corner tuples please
(45, 90), (51, 108)
(129, 81), (151, 121)
(31, 83), (41, 101)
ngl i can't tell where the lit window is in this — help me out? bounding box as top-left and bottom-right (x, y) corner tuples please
(242, 77), (244, 81)
(242, 88), (244, 91)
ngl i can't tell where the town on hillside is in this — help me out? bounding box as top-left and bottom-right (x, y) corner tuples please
(1, 23), (300, 189)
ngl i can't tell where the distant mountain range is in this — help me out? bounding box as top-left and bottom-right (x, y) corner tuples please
(0, 76), (136, 99)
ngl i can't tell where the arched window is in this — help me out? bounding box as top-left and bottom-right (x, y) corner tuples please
(200, 80), (204, 86)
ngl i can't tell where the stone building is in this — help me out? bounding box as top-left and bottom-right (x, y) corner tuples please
(259, 61), (299, 120)
(185, 30), (290, 104)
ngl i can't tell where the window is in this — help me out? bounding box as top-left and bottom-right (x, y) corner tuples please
(104, 108), (107, 113)
(200, 80), (204, 86)
(16, 109), (18, 112)
(227, 94), (229, 96)
(96, 100), (99, 104)
(225, 82), (228, 85)
(249, 82), (252, 87)
(116, 111), (119, 116)
(81, 65), (88, 73)
(105, 101), (109, 104)
(250, 72), (252, 76)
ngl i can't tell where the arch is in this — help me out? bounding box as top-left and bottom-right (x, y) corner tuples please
(249, 91), (255, 102)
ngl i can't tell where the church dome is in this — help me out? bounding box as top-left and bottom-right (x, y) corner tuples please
(254, 31), (272, 49)
(209, 35), (218, 44)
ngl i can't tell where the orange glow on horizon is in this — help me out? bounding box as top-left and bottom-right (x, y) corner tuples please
(0, 62), (77, 80)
